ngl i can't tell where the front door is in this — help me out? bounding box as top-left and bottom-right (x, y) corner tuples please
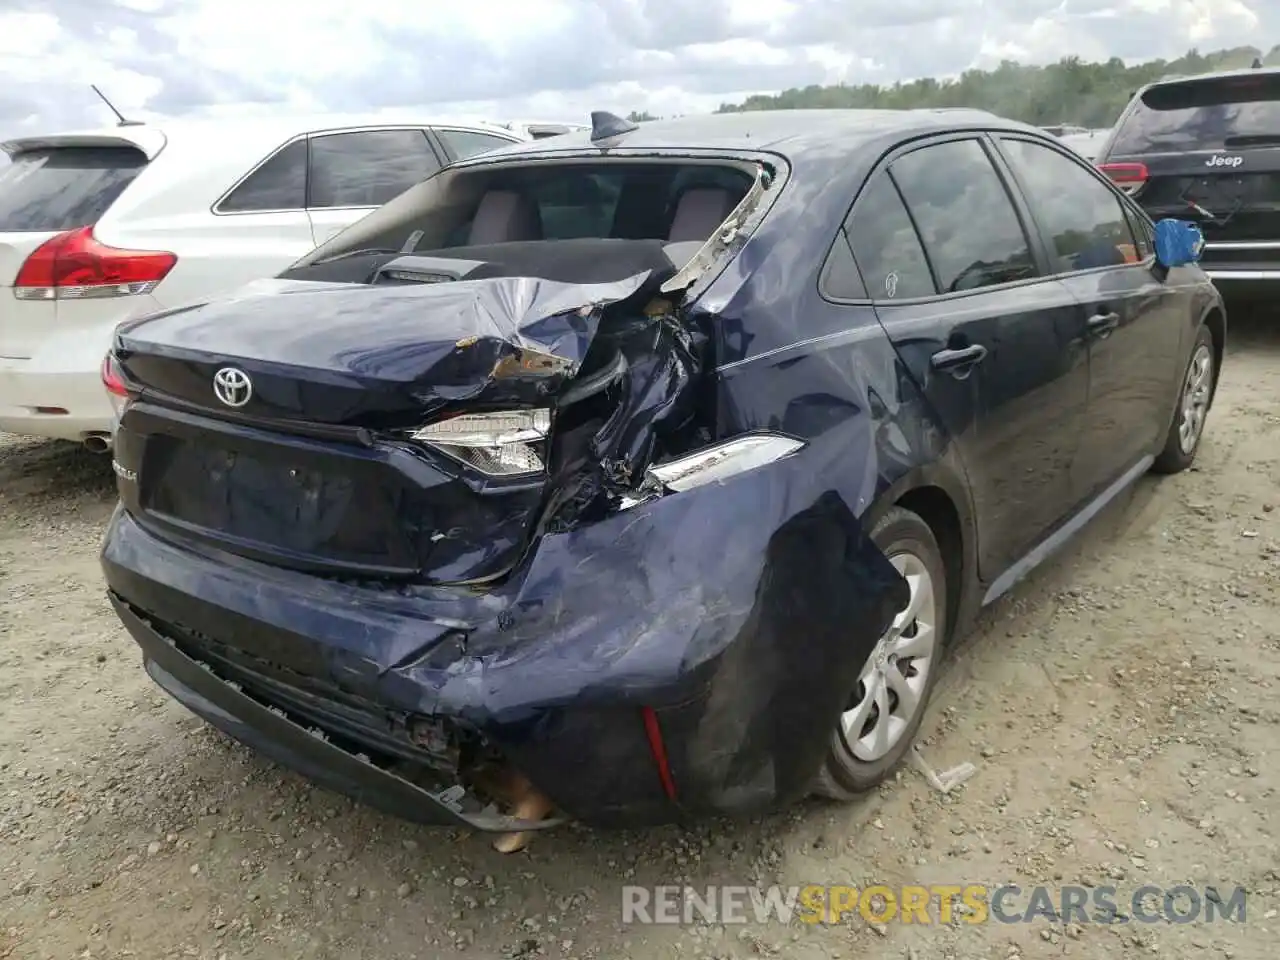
(994, 135), (1186, 502)
(846, 136), (1091, 580)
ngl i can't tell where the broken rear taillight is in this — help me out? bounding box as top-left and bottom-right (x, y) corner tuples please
(620, 434), (806, 509)
(410, 409), (552, 477)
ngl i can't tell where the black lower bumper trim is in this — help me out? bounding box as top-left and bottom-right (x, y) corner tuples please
(113, 593), (564, 833)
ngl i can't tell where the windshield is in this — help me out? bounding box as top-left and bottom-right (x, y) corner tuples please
(1111, 73), (1280, 154)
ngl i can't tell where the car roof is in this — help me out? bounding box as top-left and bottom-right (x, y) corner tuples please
(0, 113), (523, 160)
(464, 108), (1034, 163)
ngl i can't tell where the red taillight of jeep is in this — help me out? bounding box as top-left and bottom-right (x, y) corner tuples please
(1097, 161), (1149, 196)
(13, 226), (176, 301)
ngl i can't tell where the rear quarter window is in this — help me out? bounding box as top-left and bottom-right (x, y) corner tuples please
(218, 138), (308, 213)
(0, 146), (148, 231)
(437, 129), (518, 161)
(1111, 73), (1280, 154)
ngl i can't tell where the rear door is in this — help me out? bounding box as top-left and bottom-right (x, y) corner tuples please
(998, 134), (1185, 504)
(304, 128), (444, 247)
(0, 143), (149, 358)
(848, 135), (1090, 579)
(1101, 71), (1280, 276)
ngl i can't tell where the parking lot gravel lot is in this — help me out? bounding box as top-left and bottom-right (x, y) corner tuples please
(2, 314), (1278, 960)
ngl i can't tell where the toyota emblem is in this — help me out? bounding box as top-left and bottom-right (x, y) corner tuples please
(212, 367), (253, 407)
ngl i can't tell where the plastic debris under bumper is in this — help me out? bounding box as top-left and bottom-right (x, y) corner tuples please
(111, 592), (565, 833)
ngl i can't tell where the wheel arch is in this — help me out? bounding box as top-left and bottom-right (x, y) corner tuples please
(862, 462), (978, 643)
(1200, 304), (1226, 409)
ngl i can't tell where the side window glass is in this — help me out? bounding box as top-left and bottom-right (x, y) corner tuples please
(218, 139), (307, 212)
(890, 139), (1038, 293)
(1000, 138), (1141, 271)
(820, 231), (868, 300)
(308, 130), (441, 209)
(437, 130), (517, 161)
(845, 171), (935, 300)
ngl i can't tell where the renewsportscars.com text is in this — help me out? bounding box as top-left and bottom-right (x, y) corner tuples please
(621, 884), (1248, 926)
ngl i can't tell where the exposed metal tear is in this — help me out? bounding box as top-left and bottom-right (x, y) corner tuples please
(660, 163), (772, 294)
(489, 346), (576, 380)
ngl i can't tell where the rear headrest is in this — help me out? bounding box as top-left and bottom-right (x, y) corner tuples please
(667, 188), (737, 242)
(468, 190), (542, 245)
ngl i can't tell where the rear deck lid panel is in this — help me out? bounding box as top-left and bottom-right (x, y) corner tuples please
(116, 400), (545, 583)
(112, 267), (658, 583)
(115, 271), (652, 428)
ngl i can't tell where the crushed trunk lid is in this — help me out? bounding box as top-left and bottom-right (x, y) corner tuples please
(114, 273), (651, 427)
(110, 268), (703, 585)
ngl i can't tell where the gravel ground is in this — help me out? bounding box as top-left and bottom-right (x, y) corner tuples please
(2, 315), (1278, 960)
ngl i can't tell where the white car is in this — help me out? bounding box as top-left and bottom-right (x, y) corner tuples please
(0, 114), (527, 449)
(1060, 128), (1112, 162)
(499, 120), (592, 140)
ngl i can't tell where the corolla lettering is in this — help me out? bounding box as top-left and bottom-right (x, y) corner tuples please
(112, 460), (137, 483)
(1205, 155), (1243, 168)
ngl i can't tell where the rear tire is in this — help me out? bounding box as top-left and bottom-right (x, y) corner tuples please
(1152, 325), (1216, 475)
(813, 506), (948, 800)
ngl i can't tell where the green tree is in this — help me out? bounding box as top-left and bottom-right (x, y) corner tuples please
(713, 45), (1280, 128)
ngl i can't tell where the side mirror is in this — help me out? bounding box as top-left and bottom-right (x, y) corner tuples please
(1154, 218), (1205, 269)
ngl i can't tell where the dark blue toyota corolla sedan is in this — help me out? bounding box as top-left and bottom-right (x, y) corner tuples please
(100, 109), (1224, 834)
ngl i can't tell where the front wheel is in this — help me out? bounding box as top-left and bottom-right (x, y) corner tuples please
(813, 506), (947, 799)
(1152, 325), (1216, 475)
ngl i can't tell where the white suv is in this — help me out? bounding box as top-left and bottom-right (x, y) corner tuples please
(0, 114), (526, 449)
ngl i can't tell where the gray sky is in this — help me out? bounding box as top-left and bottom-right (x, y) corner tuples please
(0, 0), (1272, 141)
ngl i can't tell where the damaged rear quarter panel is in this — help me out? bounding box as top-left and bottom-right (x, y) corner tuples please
(406, 447), (910, 822)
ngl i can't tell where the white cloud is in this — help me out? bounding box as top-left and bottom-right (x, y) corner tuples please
(0, 0), (1274, 142)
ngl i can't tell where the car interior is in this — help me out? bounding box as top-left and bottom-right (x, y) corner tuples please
(280, 162), (755, 290)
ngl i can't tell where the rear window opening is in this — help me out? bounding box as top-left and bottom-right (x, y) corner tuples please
(285, 159), (766, 289)
(1111, 72), (1280, 155)
(0, 146), (148, 232)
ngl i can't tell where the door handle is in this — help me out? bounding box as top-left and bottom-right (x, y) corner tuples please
(1086, 311), (1120, 336)
(930, 343), (987, 376)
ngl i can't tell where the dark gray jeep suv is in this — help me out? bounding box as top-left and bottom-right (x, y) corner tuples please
(1097, 65), (1280, 302)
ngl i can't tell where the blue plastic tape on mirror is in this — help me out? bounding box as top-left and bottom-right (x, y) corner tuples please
(1154, 219), (1205, 268)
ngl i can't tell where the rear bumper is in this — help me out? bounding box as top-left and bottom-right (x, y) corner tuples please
(1203, 269), (1280, 299)
(1199, 247), (1280, 300)
(0, 362), (115, 440)
(102, 454), (905, 828)
(117, 596), (560, 830)
(0, 298), (161, 441)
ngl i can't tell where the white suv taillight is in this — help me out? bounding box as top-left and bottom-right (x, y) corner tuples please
(13, 226), (176, 301)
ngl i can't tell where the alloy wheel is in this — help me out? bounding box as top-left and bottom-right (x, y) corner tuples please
(1177, 343), (1214, 455)
(839, 552), (938, 763)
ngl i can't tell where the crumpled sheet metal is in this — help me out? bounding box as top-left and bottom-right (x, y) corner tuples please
(115, 271), (652, 417)
(399, 413), (905, 720)
(101, 417), (910, 818)
(387, 431), (908, 815)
